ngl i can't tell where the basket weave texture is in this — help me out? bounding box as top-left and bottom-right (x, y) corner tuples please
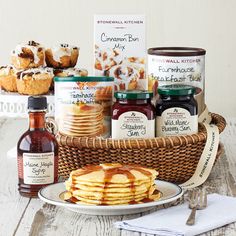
(57, 113), (226, 183)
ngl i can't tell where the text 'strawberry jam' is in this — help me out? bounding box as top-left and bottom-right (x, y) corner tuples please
(112, 90), (155, 139)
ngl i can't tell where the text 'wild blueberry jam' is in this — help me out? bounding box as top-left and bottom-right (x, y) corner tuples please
(156, 84), (198, 137)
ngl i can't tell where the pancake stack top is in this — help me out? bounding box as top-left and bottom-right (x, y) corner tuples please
(65, 163), (160, 205)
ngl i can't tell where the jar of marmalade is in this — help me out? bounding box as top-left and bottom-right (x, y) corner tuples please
(112, 90), (155, 139)
(156, 84), (198, 137)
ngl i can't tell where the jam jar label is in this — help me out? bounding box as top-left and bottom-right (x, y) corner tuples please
(23, 152), (54, 185)
(112, 111), (155, 139)
(156, 107), (198, 136)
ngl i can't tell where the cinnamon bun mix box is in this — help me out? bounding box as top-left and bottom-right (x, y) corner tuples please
(94, 15), (147, 91)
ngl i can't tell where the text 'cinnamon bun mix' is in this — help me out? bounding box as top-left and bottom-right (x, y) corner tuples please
(94, 15), (146, 91)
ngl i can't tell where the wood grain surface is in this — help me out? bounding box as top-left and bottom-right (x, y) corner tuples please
(0, 117), (236, 236)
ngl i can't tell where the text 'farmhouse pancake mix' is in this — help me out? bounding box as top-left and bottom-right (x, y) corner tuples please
(54, 76), (114, 138)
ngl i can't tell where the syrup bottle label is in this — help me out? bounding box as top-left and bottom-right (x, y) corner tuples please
(22, 152), (54, 185)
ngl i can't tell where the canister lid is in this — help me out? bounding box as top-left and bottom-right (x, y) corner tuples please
(148, 47), (206, 56)
(54, 76), (114, 82)
(158, 84), (196, 96)
(115, 90), (153, 99)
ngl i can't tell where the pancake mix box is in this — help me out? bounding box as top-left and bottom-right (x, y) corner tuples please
(94, 15), (147, 91)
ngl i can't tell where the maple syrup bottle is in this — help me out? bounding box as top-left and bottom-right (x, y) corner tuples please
(17, 96), (58, 197)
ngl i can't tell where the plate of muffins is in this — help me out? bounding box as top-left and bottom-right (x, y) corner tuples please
(39, 163), (183, 215)
(0, 40), (88, 96)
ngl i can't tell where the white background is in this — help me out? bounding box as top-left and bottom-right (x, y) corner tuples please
(0, 0), (235, 117)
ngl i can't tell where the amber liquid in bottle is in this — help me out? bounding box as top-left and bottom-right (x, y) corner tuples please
(17, 111), (58, 197)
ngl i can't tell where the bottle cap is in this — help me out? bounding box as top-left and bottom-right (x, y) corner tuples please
(28, 96), (47, 111)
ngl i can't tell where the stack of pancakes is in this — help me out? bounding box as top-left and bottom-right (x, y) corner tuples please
(65, 163), (161, 205)
(95, 86), (113, 116)
(59, 103), (104, 137)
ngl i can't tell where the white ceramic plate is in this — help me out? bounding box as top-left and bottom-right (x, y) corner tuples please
(38, 180), (183, 215)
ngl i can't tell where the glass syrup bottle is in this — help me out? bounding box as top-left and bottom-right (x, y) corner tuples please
(17, 96), (58, 197)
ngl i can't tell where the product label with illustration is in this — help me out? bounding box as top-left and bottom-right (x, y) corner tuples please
(23, 152), (54, 185)
(55, 79), (113, 138)
(94, 15), (147, 91)
(156, 107), (198, 136)
(148, 55), (205, 89)
(148, 55), (205, 115)
(112, 111), (155, 139)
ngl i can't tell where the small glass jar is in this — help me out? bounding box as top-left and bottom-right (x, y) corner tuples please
(112, 90), (155, 139)
(156, 84), (198, 136)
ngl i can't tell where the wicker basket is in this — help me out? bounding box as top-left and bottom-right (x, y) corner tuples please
(57, 113), (226, 183)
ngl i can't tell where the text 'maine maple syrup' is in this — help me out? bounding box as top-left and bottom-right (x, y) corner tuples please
(17, 96), (58, 197)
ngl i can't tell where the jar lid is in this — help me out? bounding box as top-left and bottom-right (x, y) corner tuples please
(148, 47), (206, 56)
(28, 96), (47, 110)
(115, 90), (153, 99)
(158, 84), (196, 96)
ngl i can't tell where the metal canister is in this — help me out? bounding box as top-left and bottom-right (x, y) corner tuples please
(148, 47), (206, 115)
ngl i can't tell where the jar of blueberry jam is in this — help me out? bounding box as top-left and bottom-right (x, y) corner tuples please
(156, 84), (198, 137)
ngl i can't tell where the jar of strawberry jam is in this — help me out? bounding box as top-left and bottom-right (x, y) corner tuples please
(112, 90), (155, 139)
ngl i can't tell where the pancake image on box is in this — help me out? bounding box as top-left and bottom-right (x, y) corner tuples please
(59, 103), (104, 137)
(94, 86), (113, 116)
(63, 163), (161, 205)
(54, 76), (114, 138)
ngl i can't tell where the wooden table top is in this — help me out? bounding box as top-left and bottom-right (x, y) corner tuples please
(0, 117), (235, 236)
